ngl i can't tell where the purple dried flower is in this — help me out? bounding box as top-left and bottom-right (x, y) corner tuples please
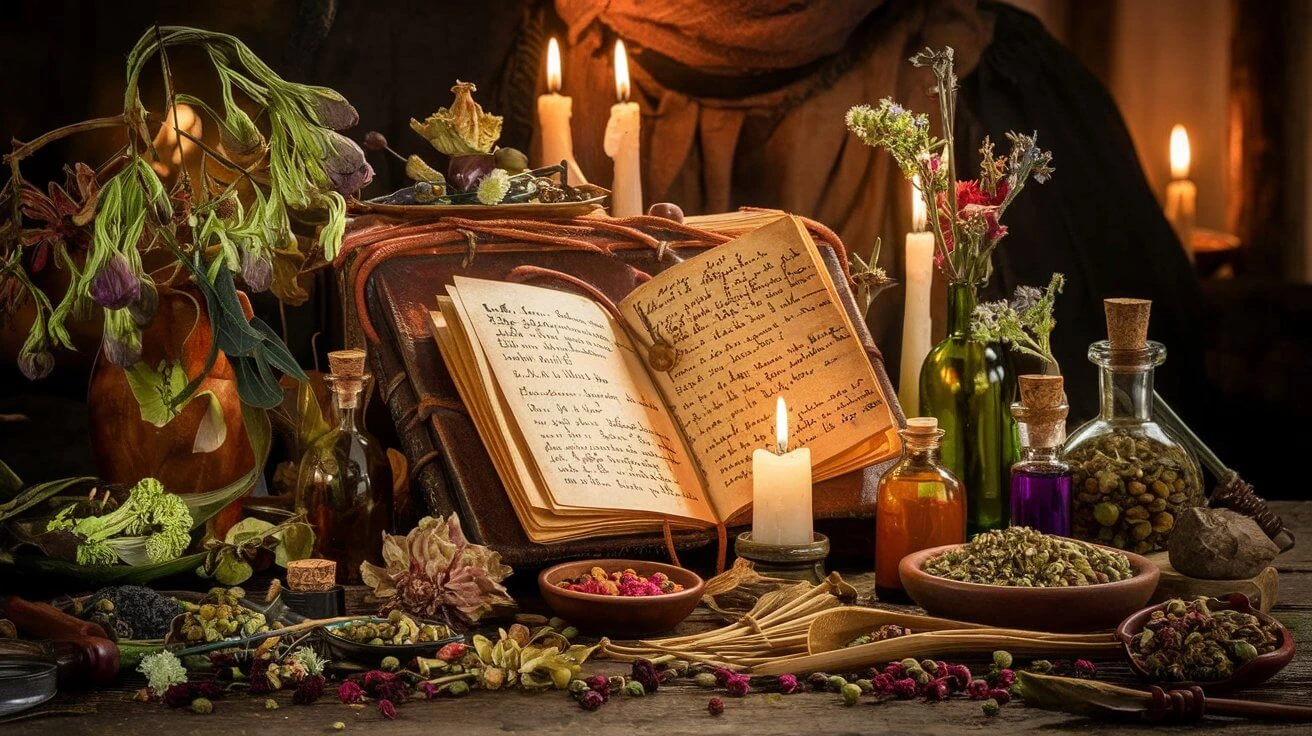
(292, 675), (325, 705)
(240, 248), (272, 293)
(585, 674), (610, 692)
(806, 672), (830, 691)
(883, 662), (906, 679)
(891, 678), (917, 699)
(944, 663), (972, 691)
(90, 254), (141, 310)
(872, 673), (895, 694)
(1073, 659), (1097, 679)
(377, 698), (397, 720)
(725, 674), (750, 698)
(323, 131), (374, 195)
(415, 681), (439, 699)
(707, 696), (725, 716)
(994, 668), (1016, 688)
(631, 658), (660, 694)
(777, 674), (799, 695)
(578, 689), (605, 711)
(128, 280), (158, 327)
(103, 326), (142, 368)
(966, 679), (991, 700)
(338, 680), (365, 704)
(305, 88), (360, 131)
(921, 678), (950, 701)
(162, 683), (193, 708)
(989, 688), (1011, 705)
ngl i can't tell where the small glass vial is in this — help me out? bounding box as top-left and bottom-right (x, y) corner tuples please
(1009, 375), (1072, 535)
(295, 350), (392, 583)
(875, 417), (966, 603)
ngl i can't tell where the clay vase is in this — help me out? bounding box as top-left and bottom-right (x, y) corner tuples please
(88, 283), (254, 531)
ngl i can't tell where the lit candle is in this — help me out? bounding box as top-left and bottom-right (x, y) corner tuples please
(1164, 124), (1197, 254)
(751, 396), (813, 546)
(899, 176), (934, 415)
(604, 39), (642, 217)
(536, 38), (587, 184)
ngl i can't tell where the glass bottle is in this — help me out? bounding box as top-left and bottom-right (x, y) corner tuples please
(875, 417), (966, 603)
(919, 282), (1019, 535)
(1063, 299), (1203, 553)
(295, 370), (392, 583)
(1009, 375), (1072, 535)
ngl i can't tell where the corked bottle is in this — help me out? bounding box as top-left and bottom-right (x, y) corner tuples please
(1009, 375), (1072, 535)
(874, 417), (966, 603)
(294, 349), (393, 583)
(1063, 299), (1203, 553)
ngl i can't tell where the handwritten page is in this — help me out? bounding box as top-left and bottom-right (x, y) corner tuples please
(448, 276), (715, 523)
(619, 215), (895, 519)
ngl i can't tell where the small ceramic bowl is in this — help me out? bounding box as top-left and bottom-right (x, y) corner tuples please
(1117, 593), (1295, 692)
(318, 617), (464, 664)
(538, 559), (704, 638)
(899, 542), (1160, 632)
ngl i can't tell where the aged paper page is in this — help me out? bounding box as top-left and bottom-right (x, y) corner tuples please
(448, 276), (715, 523)
(619, 216), (896, 519)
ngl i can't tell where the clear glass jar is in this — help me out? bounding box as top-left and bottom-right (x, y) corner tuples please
(1063, 340), (1203, 552)
(294, 374), (392, 583)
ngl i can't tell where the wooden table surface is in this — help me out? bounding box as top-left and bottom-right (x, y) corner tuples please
(9, 501), (1312, 736)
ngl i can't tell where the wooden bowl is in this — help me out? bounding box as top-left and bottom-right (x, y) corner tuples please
(1117, 593), (1295, 692)
(899, 543), (1160, 632)
(538, 559), (704, 638)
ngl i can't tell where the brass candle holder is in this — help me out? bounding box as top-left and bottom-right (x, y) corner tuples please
(734, 531), (830, 584)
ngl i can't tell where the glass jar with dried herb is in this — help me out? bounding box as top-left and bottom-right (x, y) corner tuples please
(1063, 299), (1203, 553)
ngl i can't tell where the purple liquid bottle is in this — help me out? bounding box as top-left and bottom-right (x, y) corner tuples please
(1009, 375), (1073, 536)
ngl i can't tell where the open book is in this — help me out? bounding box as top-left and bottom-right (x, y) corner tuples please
(430, 215), (899, 542)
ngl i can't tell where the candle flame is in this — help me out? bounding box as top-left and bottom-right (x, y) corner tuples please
(546, 37), (562, 93)
(614, 38), (631, 102)
(1170, 124), (1190, 179)
(775, 396), (788, 454)
(911, 174), (927, 232)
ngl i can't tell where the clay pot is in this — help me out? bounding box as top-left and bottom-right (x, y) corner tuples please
(88, 283), (254, 512)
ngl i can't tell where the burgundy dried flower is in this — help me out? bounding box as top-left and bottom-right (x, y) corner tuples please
(192, 680), (225, 700)
(338, 680), (365, 704)
(966, 679), (991, 700)
(989, 688), (1011, 705)
(377, 698), (397, 720)
(292, 675), (325, 705)
(725, 674), (750, 698)
(1073, 659), (1097, 679)
(578, 689), (605, 711)
(363, 131), (388, 152)
(585, 674), (610, 692)
(323, 131), (374, 195)
(944, 663), (972, 691)
(416, 681), (439, 699)
(707, 696), (725, 716)
(872, 673), (895, 695)
(993, 668), (1016, 688)
(714, 668), (736, 686)
(248, 658), (276, 695)
(631, 659), (660, 694)
(90, 253), (141, 310)
(17, 163), (98, 272)
(436, 642), (467, 662)
(807, 672), (830, 691)
(921, 678), (950, 701)
(883, 662), (906, 679)
(163, 683), (194, 708)
(777, 674), (799, 695)
(890, 678), (917, 700)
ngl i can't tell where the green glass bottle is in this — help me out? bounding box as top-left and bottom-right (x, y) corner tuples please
(918, 282), (1019, 536)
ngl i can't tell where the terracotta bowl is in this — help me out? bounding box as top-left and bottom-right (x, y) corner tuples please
(899, 542), (1160, 632)
(538, 559), (704, 638)
(1117, 593), (1295, 692)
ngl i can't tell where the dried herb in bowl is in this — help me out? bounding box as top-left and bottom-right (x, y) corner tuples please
(331, 611), (453, 646)
(1128, 597), (1282, 682)
(923, 527), (1132, 586)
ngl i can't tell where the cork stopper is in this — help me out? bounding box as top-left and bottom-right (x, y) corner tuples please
(905, 417), (939, 435)
(327, 349), (367, 409)
(286, 558), (337, 591)
(1019, 375), (1064, 411)
(1014, 374), (1068, 448)
(1104, 298), (1151, 352)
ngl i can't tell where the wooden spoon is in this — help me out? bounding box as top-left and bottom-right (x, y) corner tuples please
(806, 607), (1114, 655)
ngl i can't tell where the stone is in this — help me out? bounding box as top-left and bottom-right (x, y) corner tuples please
(1168, 507), (1279, 580)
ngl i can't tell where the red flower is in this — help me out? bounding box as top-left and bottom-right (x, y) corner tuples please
(377, 698), (397, 720)
(18, 163), (99, 272)
(338, 680), (365, 704)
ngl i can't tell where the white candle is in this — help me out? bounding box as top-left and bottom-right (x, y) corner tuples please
(899, 177), (934, 415)
(604, 39), (642, 217)
(536, 38), (588, 185)
(751, 396), (813, 546)
(1164, 124), (1196, 255)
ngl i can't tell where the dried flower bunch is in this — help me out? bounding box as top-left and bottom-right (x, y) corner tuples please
(1, 26), (368, 409)
(845, 47), (1054, 285)
(555, 566), (685, 597)
(971, 273), (1066, 370)
(360, 513), (514, 628)
(1129, 597), (1282, 682)
(923, 526), (1132, 586)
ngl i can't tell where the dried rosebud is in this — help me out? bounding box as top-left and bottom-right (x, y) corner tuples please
(436, 642), (467, 662)
(825, 675), (847, 693)
(715, 668), (736, 686)
(377, 698), (397, 720)
(807, 671), (830, 691)
(693, 672), (718, 689)
(989, 688), (1011, 705)
(578, 689), (605, 711)
(91, 254), (141, 310)
(725, 674), (750, 698)
(872, 673), (895, 695)
(568, 679), (589, 696)
(240, 248), (272, 293)
(163, 683), (193, 708)
(921, 678), (950, 701)
(506, 623), (532, 647)
(966, 679), (991, 700)
(993, 668), (1016, 688)
(323, 131), (374, 195)
(707, 696), (725, 716)
(1072, 659), (1097, 679)
(944, 663), (972, 691)
(584, 674), (609, 693)
(854, 678), (874, 694)
(920, 659), (939, 675)
(631, 658), (660, 694)
(1028, 659), (1054, 674)
(292, 674), (325, 705)
(891, 678), (917, 700)
(777, 674), (799, 695)
(415, 681), (438, 699)
(444, 681), (470, 697)
(363, 131), (388, 152)
(128, 280), (158, 328)
(883, 662), (906, 679)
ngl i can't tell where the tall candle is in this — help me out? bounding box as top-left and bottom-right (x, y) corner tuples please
(1163, 124), (1196, 254)
(536, 38), (587, 184)
(751, 397), (813, 546)
(604, 39), (642, 217)
(899, 177), (934, 415)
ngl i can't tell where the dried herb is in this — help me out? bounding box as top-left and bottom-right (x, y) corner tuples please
(1068, 430), (1204, 553)
(1128, 598), (1281, 682)
(331, 611), (454, 646)
(923, 526), (1132, 586)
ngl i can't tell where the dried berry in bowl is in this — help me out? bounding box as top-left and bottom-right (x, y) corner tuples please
(554, 566), (685, 597)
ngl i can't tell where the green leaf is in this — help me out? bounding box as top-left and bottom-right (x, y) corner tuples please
(275, 522), (315, 567)
(191, 390), (228, 453)
(230, 354), (284, 408)
(224, 516), (274, 545)
(0, 476), (96, 524)
(5, 550), (208, 585)
(213, 548), (254, 585)
(0, 460), (22, 499)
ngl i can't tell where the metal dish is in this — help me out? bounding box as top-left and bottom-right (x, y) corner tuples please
(352, 183), (609, 219)
(0, 658), (57, 717)
(318, 618), (464, 664)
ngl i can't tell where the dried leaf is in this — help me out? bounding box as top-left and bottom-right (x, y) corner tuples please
(409, 82), (502, 156)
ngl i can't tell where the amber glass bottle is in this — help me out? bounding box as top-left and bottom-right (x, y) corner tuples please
(875, 417), (966, 602)
(295, 352), (392, 583)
